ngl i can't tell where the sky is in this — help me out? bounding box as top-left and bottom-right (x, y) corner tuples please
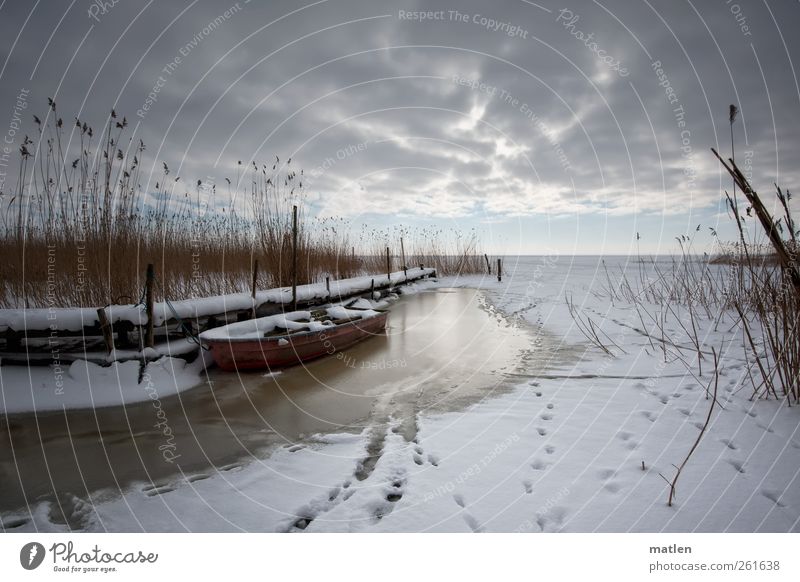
(0, 0), (798, 255)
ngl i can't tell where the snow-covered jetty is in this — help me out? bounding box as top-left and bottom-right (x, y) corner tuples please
(0, 267), (436, 365)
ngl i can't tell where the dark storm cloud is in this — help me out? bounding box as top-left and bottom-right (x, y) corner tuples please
(1, 0), (798, 243)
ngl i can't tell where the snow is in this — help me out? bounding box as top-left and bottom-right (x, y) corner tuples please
(197, 311), (314, 341)
(3, 257), (799, 532)
(0, 267), (436, 332)
(0, 351), (212, 414)
(198, 305), (383, 342)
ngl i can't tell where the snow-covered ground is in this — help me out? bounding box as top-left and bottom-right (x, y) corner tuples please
(2, 256), (799, 532)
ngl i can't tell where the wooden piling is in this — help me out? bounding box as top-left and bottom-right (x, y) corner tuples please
(145, 263), (155, 348)
(251, 259), (259, 300)
(386, 246), (391, 281)
(292, 205), (298, 310)
(400, 237), (407, 277)
(326, 276), (330, 297)
(96, 308), (113, 355)
(497, 258), (502, 282)
(251, 259), (259, 317)
(484, 253), (491, 274)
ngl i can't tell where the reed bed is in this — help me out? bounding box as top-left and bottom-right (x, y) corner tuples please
(0, 103), (485, 309)
(568, 155), (799, 405)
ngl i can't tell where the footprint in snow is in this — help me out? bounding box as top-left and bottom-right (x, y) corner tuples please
(540, 413), (553, 421)
(522, 480), (533, 494)
(755, 423), (775, 434)
(531, 459), (548, 471)
(761, 489), (786, 507)
(741, 407), (758, 418)
(546, 403), (554, 409)
(1, 517), (29, 530)
(537, 427), (548, 436)
(597, 468), (616, 480)
(186, 473), (210, 484)
(544, 445), (556, 455)
(617, 430), (633, 442)
(719, 438), (737, 450)
(641, 411), (657, 423)
(677, 408), (692, 417)
(726, 459), (746, 474)
(536, 506), (567, 532)
(143, 484), (175, 497)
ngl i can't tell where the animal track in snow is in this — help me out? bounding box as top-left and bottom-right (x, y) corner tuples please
(546, 403), (554, 409)
(719, 438), (737, 450)
(522, 479), (533, 494)
(531, 459), (548, 470)
(537, 427), (548, 436)
(641, 411), (657, 423)
(677, 408), (692, 417)
(544, 445), (556, 455)
(540, 413), (553, 421)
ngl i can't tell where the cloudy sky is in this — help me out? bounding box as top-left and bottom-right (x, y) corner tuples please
(1, 0), (798, 254)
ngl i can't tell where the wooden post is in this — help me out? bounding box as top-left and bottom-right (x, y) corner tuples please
(370, 278), (375, 296)
(292, 205), (298, 310)
(386, 246), (391, 281)
(419, 263), (424, 271)
(400, 237), (407, 277)
(326, 276), (330, 297)
(497, 258), (502, 282)
(251, 259), (259, 300)
(96, 308), (113, 355)
(145, 263), (155, 348)
(484, 253), (491, 274)
(251, 259), (259, 318)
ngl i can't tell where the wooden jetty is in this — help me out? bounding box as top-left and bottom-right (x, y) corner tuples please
(0, 267), (436, 366)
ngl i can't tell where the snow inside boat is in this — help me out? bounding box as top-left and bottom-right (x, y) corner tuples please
(199, 303), (389, 371)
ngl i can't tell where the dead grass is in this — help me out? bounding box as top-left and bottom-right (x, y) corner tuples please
(0, 103), (485, 309)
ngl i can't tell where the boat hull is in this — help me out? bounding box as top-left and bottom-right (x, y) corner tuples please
(206, 311), (389, 371)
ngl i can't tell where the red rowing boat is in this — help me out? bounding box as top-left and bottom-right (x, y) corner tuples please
(199, 305), (389, 372)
